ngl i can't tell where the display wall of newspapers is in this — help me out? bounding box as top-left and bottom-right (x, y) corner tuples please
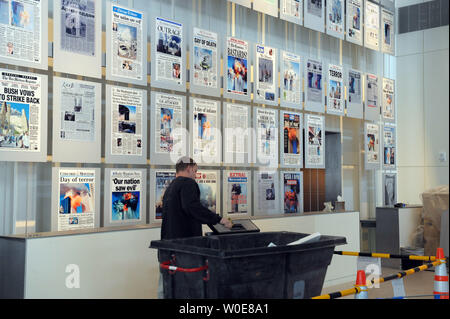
(280, 50), (303, 109)
(223, 170), (252, 218)
(252, 0), (278, 18)
(254, 107), (278, 167)
(326, 63), (344, 116)
(150, 91), (187, 165)
(0, 0), (48, 70)
(346, 0), (363, 46)
(345, 67), (363, 119)
(326, 0), (344, 40)
(105, 2), (147, 86)
(195, 169), (221, 214)
(364, 0), (380, 51)
(53, 0), (102, 79)
(364, 73), (380, 122)
(304, 113), (325, 169)
(281, 171), (304, 214)
(105, 85), (147, 165)
(254, 44), (278, 106)
(280, 0), (303, 25)
(0, 0), (398, 236)
(0, 69), (48, 162)
(149, 168), (176, 224)
(280, 110), (302, 168)
(253, 170), (280, 216)
(52, 77), (102, 164)
(223, 36), (252, 102)
(103, 168), (147, 227)
(189, 97), (221, 166)
(304, 0), (325, 33)
(151, 15), (186, 92)
(364, 122), (380, 169)
(51, 167), (101, 232)
(189, 27), (221, 97)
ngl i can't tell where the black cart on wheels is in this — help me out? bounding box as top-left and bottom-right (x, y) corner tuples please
(150, 220), (347, 299)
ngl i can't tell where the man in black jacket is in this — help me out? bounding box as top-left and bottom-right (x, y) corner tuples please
(161, 156), (232, 240)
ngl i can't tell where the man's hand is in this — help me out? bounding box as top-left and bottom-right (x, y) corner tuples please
(220, 217), (233, 229)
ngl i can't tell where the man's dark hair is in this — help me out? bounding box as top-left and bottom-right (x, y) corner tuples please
(176, 156), (197, 173)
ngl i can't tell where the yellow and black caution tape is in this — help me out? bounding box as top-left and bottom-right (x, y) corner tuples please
(312, 286), (362, 299)
(334, 250), (437, 261)
(312, 260), (445, 299)
(368, 260), (443, 286)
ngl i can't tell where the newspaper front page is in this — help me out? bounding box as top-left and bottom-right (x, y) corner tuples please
(110, 86), (143, 156)
(348, 69), (362, 104)
(382, 78), (394, 121)
(58, 169), (96, 231)
(154, 93), (183, 156)
(306, 58), (323, 104)
(60, 0), (96, 56)
(282, 172), (302, 214)
(366, 123), (380, 165)
(326, 0), (344, 37)
(110, 5), (144, 81)
(365, 1), (380, 50)
(305, 114), (324, 167)
(225, 103), (249, 155)
(306, 0), (323, 18)
(346, 0), (362, 44)
(281, 0), (302, 23)
(192, 98), (218, 159)
(192, 28), (218, 89)
(0, 70), (42, 152)
(226, 37), (249, 97)
(228, 0), (251, 8)
(0, 0), (42, 64)
(195, 170), (218, 213)
(282, 112), (301, 166)
(383, 125), (396, 168)
(155, 17), (183, 85)
(384, 173), (397, 206)
(256, 108), (277, 165)
(154, 170), (176, 220)
(109, 169), (143, 223)
(381, 9), (394, 55)
(256, 171), (278, 213)
(253, 0), (278, 17)
(59, 79), (96, 142)
(327, 64), (343, 114)
(281, 51), (301, 105)
(225, 170), (250, 215)
(366, 73), (378, 109)
(255, 44), (276, 103)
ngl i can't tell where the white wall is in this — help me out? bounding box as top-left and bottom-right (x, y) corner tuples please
(396, 1), (449, 204)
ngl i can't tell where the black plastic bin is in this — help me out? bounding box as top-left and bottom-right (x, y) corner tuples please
(150, 231), (346, 299)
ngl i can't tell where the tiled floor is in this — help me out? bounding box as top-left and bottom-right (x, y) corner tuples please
(321, 267), (438, 299)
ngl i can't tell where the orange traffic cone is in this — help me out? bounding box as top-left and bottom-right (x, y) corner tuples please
(355, 270), (369, 299)
(434, 248), (449, 299)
